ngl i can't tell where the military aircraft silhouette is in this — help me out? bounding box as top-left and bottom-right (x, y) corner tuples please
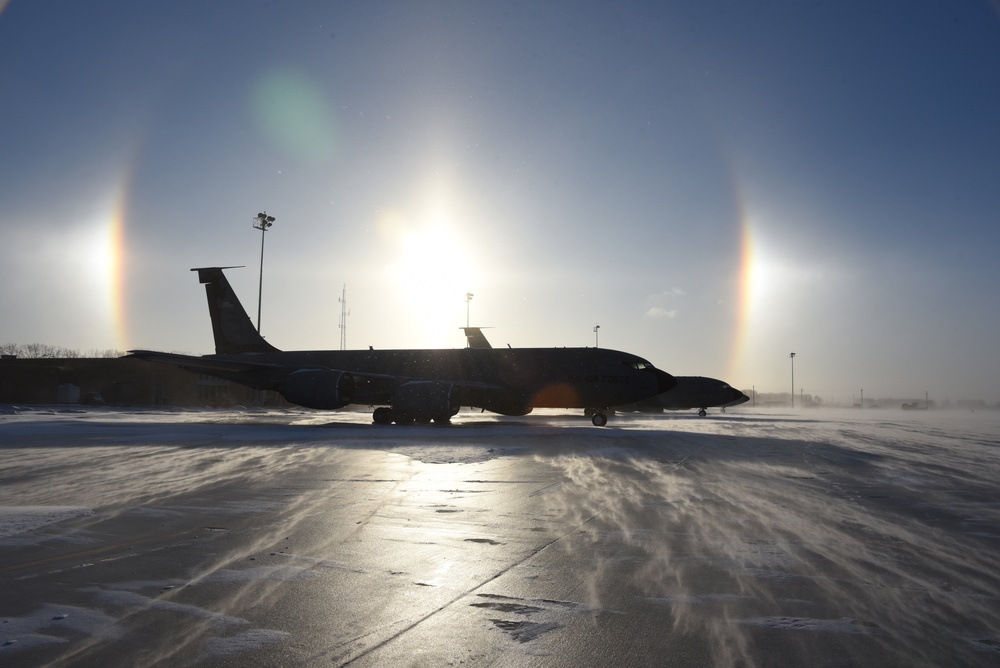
(128, 268), (675, 426)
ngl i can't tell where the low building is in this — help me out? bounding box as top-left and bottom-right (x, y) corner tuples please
(0, 357), (283, 407)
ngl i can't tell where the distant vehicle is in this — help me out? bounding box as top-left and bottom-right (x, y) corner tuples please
(128, 268), (675, 426)
(613, 376), (749, 417)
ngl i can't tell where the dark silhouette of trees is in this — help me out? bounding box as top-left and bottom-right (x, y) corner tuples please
(0, 343), (124, 359)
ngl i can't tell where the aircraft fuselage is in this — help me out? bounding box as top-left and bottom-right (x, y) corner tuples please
(205, 346), (670, 416)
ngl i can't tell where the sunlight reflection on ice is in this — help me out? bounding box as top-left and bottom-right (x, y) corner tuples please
(1, 406), (998, 665)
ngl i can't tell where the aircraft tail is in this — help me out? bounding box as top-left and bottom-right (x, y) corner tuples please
(191, 267), (279, 354)
(461, 327), (493, 349)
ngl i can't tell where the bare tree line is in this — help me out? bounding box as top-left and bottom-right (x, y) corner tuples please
(0, 343), (125, 359)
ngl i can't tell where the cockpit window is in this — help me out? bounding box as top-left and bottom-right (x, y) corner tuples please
(625, 360), (653, 370)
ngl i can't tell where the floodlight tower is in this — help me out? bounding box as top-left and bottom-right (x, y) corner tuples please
(252, 211), (275, 333)
(594, 324), (600, 348)
(466, 292), (474, 328)
(789, 352), (796, 408)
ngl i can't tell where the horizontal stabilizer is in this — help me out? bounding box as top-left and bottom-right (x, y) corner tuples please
(190, 266), (245, 283)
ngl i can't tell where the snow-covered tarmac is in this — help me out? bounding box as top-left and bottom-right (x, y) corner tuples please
(1, 405), (999, 666)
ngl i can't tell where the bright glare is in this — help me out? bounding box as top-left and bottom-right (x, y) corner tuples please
(381, 207), (478, 348)
(15, 206), (119, 348)
(68, 208), (119, 342)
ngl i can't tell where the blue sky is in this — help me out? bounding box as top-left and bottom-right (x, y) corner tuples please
(2, 1), (999, 404)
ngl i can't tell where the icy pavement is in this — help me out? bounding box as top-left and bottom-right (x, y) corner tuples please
(1, 405), (999, 666)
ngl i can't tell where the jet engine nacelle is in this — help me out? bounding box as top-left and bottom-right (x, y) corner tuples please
(393, 380), (459, 423)
(280, 368), (354, 409)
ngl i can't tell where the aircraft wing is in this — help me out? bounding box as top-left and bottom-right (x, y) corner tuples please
(127, 349), (400, 394)
(127, 350), (284, 374)
(127, 350), (295, 390)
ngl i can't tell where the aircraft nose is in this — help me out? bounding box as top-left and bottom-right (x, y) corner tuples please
(654, 368), (676, 394)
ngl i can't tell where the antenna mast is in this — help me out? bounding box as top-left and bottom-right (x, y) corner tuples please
(338, 284), (350, 350)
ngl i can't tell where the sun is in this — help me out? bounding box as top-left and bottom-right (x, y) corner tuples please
(380, 209), (479, 347)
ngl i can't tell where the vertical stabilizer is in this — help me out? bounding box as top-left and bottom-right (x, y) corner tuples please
(191, 267), (280, 354)
(461, 327), (494, 349)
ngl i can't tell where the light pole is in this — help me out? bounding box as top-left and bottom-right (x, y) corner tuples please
(789, 352), (796, 408)
(594, 324), (600, 348)
(253, 211), (275, 333)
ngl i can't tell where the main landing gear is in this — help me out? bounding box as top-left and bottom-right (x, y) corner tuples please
(372, 407), (452, 425)
(584, 407), (610, 426)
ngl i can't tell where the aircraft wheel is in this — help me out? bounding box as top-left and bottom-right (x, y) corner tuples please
(698, 408), (707, 417)
(591, 412), (608, 427)
(373, 407), (393, 425)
